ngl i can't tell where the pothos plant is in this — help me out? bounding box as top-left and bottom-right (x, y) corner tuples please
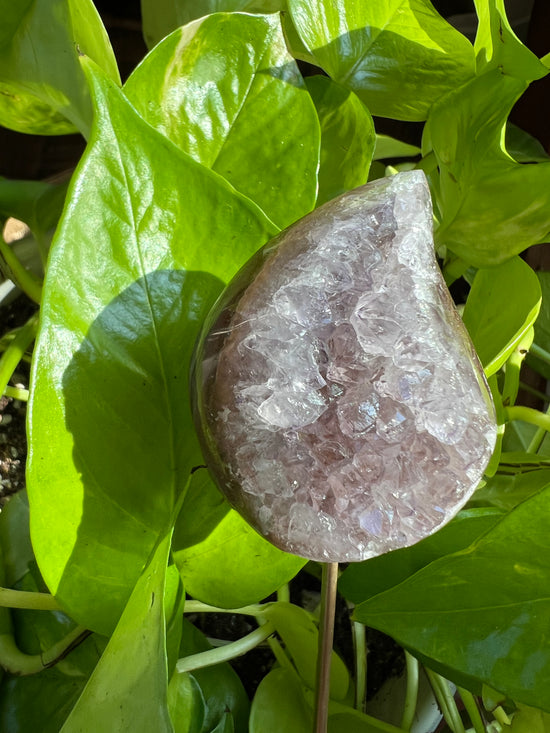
(0, 0), (550, 731)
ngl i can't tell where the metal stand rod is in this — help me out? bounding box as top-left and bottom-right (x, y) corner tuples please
(314, 562), (339, 733)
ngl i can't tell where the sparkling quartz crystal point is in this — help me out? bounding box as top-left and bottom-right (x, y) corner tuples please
(192, 171), (497, 562)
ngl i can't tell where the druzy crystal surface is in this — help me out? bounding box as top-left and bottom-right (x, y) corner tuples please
(194, 171), (496, 562)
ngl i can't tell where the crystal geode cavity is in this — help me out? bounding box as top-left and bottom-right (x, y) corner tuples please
(193, 171), (496, 562)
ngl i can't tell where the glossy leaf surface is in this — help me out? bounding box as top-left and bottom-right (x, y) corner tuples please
(125, 12), (319, 229)
(27, 61), (275, 635)
(60, 533), (174, 733)
(173, 472), (306, 608)
(0, 0), (119, 135)
(354, 486), (550, 709)
(339, 508), (504, 605)
(428, 71), (550, 265)
(288, 0), (475, 121)
(462, 257), (541, 376)
(306, 76), (374, 206)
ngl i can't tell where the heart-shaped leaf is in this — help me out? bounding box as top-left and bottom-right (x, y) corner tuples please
(27, 59), (276, 634)
(427, 71), (550, 266)
(288, 0), (475, 121)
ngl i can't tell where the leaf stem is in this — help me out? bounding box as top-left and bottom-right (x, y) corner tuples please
(352, 619), (367, 712)
(183, 599), (267, 619)
(176, 620), (275, 674)
(457, 687), (485, 733)
(0, 314), (38, 397)
(277, 584), (290, 604)
(527, 405), (550, 454)
(0, 587), (61, 611)
(0, 237), (42, 304)
(0, 625), (89, 675)
(401, 652), (419, 730)
(426, 669), (465, 733)
(2, 385), (29, 401)
(505, 405), (550, 433)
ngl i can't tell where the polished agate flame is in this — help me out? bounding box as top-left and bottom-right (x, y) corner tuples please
(192, 171), (497, 562)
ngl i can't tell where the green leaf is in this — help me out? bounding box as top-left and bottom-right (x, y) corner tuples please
(0, 1), (33, 49)
(0, 667), (95, 733)
(60, 533), (174, 733)
(373, 134), (421, 161)
(263, 602), (349, 700)
(141, 0), (286, 48)
(509, 703), (550, 732)
(505, 123), (550, 164)
(27, 60), (276, 635)
(173, 472), (306, 608)
(0, 571), (105, 733)
(0, 177), (69, 264)
(528, 272), (550, 380)
(211, 713), (235, 733)
(427, 71), (550, 266)
(305, 76), (374, 206)
(354, 485), (550, 710)
(0, 0), (120, 136)
(338, 508), (504, 605)
(462, 257), (541, 376)
(125, 12), (319, 229)
(288, 0), (475, 121)
(0, 490), (33, 587)
(179, 619), (249, 733)
(471, 470), (550, 512)
(249, 668), (312, 732)
(473, 0), (548, 81)
(168, 671), (206, 733)
(327, 711), (385, 733)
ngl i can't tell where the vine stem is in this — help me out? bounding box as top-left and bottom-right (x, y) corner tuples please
(505, 405), (550, 433)
(0, 314), (38, 397)
(0, 625), (89, 675)
(314, 562), (338, 733)
(401, 651), (419, 730)
(0, 587), (61, 611)
(175, 620), (275, 674)
(182, 600), (266, 619)
(3, 385), (29, 401)
(352, 618), (367, 712)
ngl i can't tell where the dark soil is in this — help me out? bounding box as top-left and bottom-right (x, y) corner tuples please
(0, 295), (36, 504)
(193, 575), (404, 701)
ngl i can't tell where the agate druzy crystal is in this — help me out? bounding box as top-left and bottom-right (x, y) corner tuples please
(193, 171), (497, 562)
